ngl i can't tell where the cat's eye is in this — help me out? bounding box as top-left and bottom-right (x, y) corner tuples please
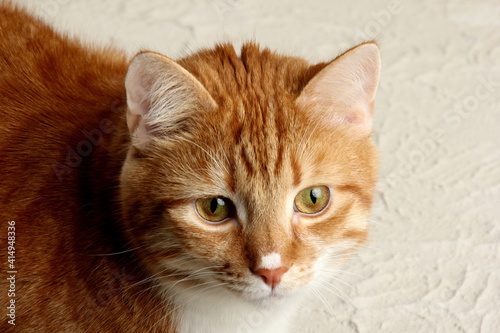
(294, 186), (331, 215)
(195, 197), (233, 223)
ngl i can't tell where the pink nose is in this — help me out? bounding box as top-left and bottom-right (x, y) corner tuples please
(254, 267), (289, 288)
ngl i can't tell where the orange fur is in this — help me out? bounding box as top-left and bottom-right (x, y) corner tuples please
(0, 3), (379, 332)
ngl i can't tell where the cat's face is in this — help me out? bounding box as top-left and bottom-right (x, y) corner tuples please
(120, 43), (379, 306)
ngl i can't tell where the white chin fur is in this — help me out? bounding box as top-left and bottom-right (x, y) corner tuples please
(171, 284), (304, 333)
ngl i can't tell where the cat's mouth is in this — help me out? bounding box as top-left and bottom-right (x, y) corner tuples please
(246, 291), (293, 308)
(222, 281), (294, 306)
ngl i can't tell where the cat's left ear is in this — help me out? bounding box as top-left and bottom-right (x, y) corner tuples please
(125, 51), (217, 148)
(297, 42), (381, 135)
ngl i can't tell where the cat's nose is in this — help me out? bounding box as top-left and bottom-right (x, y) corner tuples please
(253, 267), (289, 289)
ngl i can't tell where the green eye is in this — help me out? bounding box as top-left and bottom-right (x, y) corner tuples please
(195, 197), (233, 223)
(294, 186), (331, 214)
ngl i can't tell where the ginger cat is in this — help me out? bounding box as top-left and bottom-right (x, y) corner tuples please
(0, 3), (380, 332)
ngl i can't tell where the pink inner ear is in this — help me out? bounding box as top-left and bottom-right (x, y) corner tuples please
(322, 104), (373, 135)
(124, 52), (217, 148)
(297, 43), (380, 134)
(342, 109), (367, 125)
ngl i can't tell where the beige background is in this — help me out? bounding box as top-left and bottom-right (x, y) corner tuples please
(13, 0), (500, 332)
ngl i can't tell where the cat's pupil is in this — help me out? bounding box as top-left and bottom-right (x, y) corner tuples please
(210, 198), (225, 214)
(210, 198), (218, 213)
(310, 189), (318, 204)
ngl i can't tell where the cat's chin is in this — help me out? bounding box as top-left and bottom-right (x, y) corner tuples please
(236, 294), (284, 310)
(234, 287), (299, 308)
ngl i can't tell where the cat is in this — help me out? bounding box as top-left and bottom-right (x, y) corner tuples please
(0, 2), (380, 332)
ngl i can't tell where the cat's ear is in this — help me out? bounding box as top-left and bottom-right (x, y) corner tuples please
(297, 42), (380, 135)
(125, 51), (217, 148)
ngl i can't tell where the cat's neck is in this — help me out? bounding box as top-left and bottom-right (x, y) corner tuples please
(70, 104), (179, 330)
(79, 99), (130, 251)
(171, 284), (303, 333)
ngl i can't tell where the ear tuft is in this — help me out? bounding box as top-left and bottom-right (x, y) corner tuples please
(125, 52), (216, 148)
(297, 42), (381, 135)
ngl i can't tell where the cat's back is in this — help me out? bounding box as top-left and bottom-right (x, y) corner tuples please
(0, 6), (141, 331)
(0, 3), (128, 213)
(0, 2), (128, 185)
(0, 3), (128, 130)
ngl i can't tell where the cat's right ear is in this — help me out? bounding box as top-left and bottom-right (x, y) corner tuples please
(125, 52), (217, 148)
(297, 42), (381, 136)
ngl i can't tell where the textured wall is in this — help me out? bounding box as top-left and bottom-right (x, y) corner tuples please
(13, 0), (500, 332)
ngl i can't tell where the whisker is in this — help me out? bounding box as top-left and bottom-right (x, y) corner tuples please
(321, 268), (366, 280)
(148, 281), (229, 332)
(308, 286), (336, 318)
(315, 278), (356, 309)
(86, 245), (145, 256)
(321, 274), (358, 292)
(128, 265), (224, 295)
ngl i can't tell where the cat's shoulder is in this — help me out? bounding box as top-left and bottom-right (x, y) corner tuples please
(0, 3), (128, 128)
(0, 2), (127, 85)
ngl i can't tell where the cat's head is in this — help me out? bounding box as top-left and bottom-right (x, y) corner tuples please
(119, 42), (380, 306)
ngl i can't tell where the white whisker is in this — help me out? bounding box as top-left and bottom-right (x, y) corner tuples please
(315, 277), (356, 309)
(148, 281), (229, 333)
(308, 285), (336, 318)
